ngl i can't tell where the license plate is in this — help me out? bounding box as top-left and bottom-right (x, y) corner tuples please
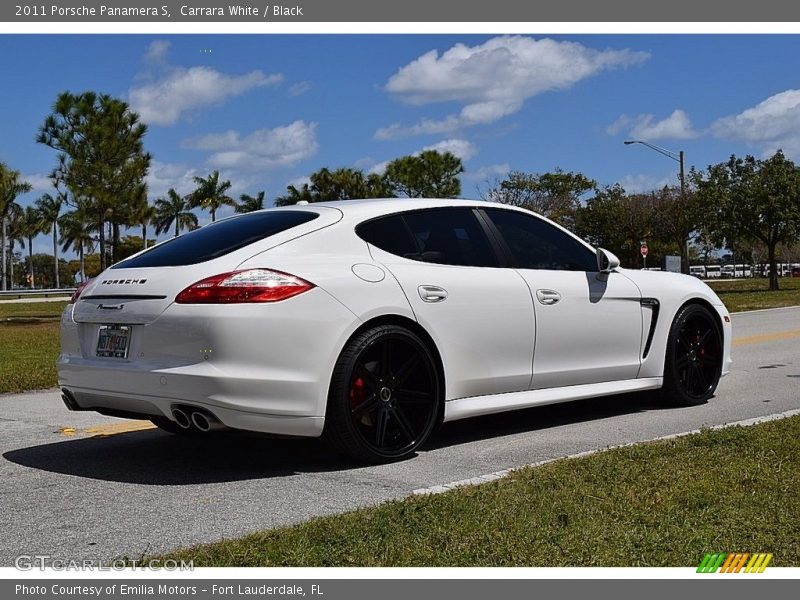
(96, 325), (131, 359)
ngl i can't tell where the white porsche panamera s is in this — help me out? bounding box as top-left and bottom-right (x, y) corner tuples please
(57, 198), (732, 462)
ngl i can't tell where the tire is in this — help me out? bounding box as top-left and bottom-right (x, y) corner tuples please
(323, 324), (441, 463)
(659, 303), (723, 407)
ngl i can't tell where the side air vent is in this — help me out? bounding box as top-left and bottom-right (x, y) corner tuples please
(641, 298), (660, 359)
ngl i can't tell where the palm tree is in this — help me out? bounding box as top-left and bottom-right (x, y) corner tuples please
(236, 191), (266, 213)
(17, 205), (47, 288)
(35, 193), (62, 288)
(131, 186), (157, 250)
(138, 203), (157, 249)
(58, 204), (94, 284)
(155, 188), (198, 237)
(188, 171), (235, 222)
(5, 202), (22, 289)
(0, 164), (32, 290)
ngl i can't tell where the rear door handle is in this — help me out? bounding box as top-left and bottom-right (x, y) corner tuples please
(536, 289), (561, 305)
(418, 285), (448, 303)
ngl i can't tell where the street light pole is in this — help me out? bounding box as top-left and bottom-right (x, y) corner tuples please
(624, 140), (690, 274)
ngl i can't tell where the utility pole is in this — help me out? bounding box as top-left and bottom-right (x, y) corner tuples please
(624, 140), (690, 274)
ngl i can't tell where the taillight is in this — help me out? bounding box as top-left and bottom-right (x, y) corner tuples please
(70, 279), (92, 304)
(175, 269), (314, 304)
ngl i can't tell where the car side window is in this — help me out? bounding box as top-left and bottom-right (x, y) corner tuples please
(357, 208), (499, 267)
(357, 215), (419, 259)
(485, 208), (597, 272)
(401, 208), (499, 267)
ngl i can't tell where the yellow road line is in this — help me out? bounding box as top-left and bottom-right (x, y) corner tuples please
(733, 329), (800, 347)
(58, 420), (156, 438)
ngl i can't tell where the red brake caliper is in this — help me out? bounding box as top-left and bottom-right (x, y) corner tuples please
(350, 377), (365, 410)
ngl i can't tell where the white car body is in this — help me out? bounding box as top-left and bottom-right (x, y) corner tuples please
(57, 199), (732, 445)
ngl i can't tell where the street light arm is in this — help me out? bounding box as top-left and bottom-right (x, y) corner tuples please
(623, 140), (681, 163)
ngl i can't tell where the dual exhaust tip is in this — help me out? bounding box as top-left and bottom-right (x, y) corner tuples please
(171, 406), (226, 433)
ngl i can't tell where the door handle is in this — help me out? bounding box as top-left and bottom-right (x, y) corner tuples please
(418, 285), (448, 303)
(536, 289), (561, 305)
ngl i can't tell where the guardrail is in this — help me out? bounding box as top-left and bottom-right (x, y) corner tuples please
(0, 288), (76, 299)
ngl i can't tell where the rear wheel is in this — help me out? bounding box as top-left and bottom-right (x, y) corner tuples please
(660, 304), (723, 406)
(324, 325), (441, 463)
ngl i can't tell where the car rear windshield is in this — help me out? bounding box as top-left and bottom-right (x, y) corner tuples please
(112, 211), (319, 268)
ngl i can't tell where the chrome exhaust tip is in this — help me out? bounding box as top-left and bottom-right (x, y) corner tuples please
(190, 410), (224, 433)
(171, 407), (192, 430)
(61, 388), (81, 411)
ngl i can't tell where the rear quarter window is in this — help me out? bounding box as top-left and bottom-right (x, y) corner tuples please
(113, 211), (319, 268)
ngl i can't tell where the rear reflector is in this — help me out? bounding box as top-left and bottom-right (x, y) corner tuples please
(71, 279), (92, 304)
(175, 269), (314, 304)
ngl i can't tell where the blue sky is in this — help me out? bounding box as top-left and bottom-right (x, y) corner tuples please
(2, 34), (800, 255)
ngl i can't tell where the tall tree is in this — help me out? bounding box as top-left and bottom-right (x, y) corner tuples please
(695, 150), (800, 290)
(484, 169), (596, 231)
(274, 168), (394, 206)
(577, 185), (657, 268)
(58, 203), (95, 284)
(34, 193), (63, 288)
(37, 91), (151, 270)
(188, 171), (235, 222)
(155, 188), (198, 237)
(0, 164), (32, 290)
(17, 206), (47, 288)
(236, 191), (266, 213)
(384, 150), (463, 198)
(649, 185), (704, 274)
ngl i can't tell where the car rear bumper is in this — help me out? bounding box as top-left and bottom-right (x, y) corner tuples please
(57, 288), (359, 437)
(60, 384), (325, 436)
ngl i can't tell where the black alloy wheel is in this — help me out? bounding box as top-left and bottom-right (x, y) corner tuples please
(325, 325), (441, 462)
(660, 303), (723, 406)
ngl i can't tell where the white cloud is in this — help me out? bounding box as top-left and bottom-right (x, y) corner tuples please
(21, 173), (53, 193)
(376, 36), (649, 139)
(367, 138), (477, 175)
(617, 172), (677, 194)
(463, 163), (511, 182)
(607, 109), (698, 141)
(711, 89), (800, 156)
(183, 120), (319, 171)
(287, 176), (311, 189)
(288, 81), (313, 97)
(144, 40), (170, 63)
(130, 67), (283, 126)
(421, 138), (477, 160)
(368, 160), (391, 176)
(145, 160), (199, 198)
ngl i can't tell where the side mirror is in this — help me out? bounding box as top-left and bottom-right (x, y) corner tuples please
(596, 248), (620, 273)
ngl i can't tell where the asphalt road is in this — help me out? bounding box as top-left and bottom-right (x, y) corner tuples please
(1, 306), (799, 564)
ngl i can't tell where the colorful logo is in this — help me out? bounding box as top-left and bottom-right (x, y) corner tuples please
(697, 552), (773, 573)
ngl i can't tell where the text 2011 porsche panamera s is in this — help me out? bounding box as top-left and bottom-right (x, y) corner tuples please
(58, 198), (732, 462)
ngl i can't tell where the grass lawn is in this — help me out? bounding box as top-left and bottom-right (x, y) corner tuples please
(0, 301), (68, 320)
(0, 301), (66, 393)
(0, 321), (61, 393)
(158, 416), (800, 567)
(708, 277), (800, 312)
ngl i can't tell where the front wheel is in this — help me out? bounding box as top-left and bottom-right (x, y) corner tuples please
(324, 325), (441, 463)
(659, 304), (723, 407)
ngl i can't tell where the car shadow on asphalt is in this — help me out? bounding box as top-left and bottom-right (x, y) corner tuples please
(3, 391), (667, 485)
(428, 391), (663, 450)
